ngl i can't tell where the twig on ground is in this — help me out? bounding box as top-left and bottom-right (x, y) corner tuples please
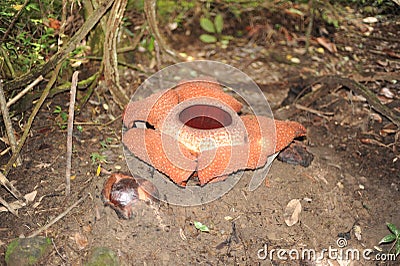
(0, 147), (11, 156)
(65, 71), (79, 196)
(295, 103), (334, 118)
(332, 76), (400, 127)
(3, 63), (63, 175)
(275, 75), (400, 127)
(351, 72), (400, 83)
(0, 80), (21, 165)
(6, 76), (44, 108)
(0, 172), (22, 200)
(0, 194), (19, 217)
(104, 114), (122, 127)
(28, 193), (90, 238)
(52, 238), (68, 262)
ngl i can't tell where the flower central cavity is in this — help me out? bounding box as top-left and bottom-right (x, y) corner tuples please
(179, 105), (232, 130)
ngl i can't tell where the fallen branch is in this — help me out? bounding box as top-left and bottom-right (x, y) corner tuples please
(13, 73), (98, 114)
(65, 71), (79, 196)
(351, 72), (400, 83)
(3, 63), (63, 175)
(7, 75), (44, 108)
(0, 172), (22, 200)
(28, 193), (90, 238)
(327, 75), (400, 127)
(0, 194), (19, 216)
(0, 80), (21, 165)
(294, 103), (334, 119)
(275, 75), (400, 127)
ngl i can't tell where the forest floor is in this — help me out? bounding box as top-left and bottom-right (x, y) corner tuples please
(0, 4), (399, 266)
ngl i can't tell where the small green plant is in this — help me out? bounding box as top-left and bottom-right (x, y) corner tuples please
(199, 14), (232, 47)
(194, 221), (210, 233)
(139, 35), (155, 53)
(0, 1), (59, 75)
(100, 137), (114, 150)
(90, 152), (107, 164)
(53, 106), (68, 129)
(379, 223), (400, 256)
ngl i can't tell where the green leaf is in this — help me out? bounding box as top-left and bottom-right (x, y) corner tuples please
(53, 106), (62, 114)
(396, 240), (400, 256)
(200, 17), (215, 33)
(387, 223), (400, 236)
(60, 112), (68, 122)
(220, 39), (229, 46)
(379, 234), (396, 244)
(194, 221), (210, 232)
(199, 34), (217, 43)
(214, 14), (223, 34)
(26, 3), (40, 12)
(147, 36), (155, 52)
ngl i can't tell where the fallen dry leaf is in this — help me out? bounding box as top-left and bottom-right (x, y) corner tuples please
(32, 195), (46, 209)
(354, 225), (362, 240)
(74, 232), (88, 250)
(316, 37), (337, 54)
(379, 87), (394, 99)
(48, 18), (61, 30)
(284, 199), (302, 226)
(0, 200), (25, 213)
(24, 190), (37, 202)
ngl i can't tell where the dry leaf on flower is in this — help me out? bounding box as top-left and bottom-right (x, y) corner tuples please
(74, 232), (88, 250)
(284, 199), (302, 226)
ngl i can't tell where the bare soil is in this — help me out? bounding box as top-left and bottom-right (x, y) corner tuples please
(0, 6), (399, 266)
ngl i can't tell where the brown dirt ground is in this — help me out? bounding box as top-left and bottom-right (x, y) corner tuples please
(1, 6), (399, 266)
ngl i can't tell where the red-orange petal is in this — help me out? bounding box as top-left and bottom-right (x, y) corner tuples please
(197, 144), (250, 185)
(123, 90), (178, 128)
(123, 128), (197, 186)
(274, 120), (307, 152)
(175, 81), (243, 113)
(241, 115), (276, 168)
